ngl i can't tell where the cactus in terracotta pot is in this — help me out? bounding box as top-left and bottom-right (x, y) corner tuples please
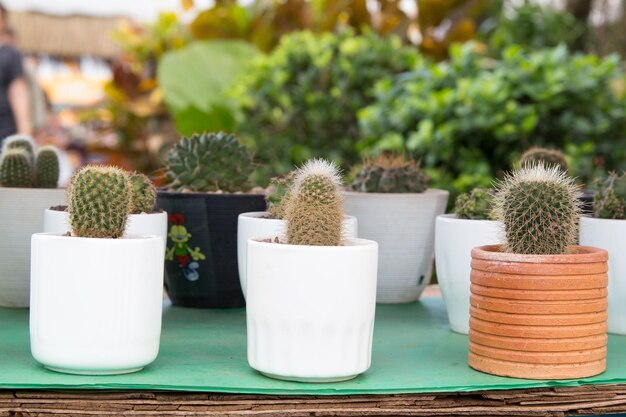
(351, 154), (428, 193)
(0, 148), (33, 188)
(592, 172), (626, 219)
(454, 188), (495, 220)
(519, 147), (568, 172)
(129, 172), (156, 214)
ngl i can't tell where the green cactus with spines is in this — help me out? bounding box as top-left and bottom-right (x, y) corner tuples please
(351, 154), (428, 193)
(286, 159), (344, 246)
(0, 148), (33, 187)
(129, 172), (156, 214)
(454, 188), (496, 220)
(592, 172), (626, 219)
(493, 163), (581, 255)
(2, 134), (35, 163)
(266, 172), (295, 220)
(68, 166), (132, 239)
(165, 132), (255, 193)
(35, 145), (60, 188)
(519, 147), (568, 172)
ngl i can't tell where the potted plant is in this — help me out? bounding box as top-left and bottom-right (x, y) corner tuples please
(343, 154), (448, 303)
(30, 166), (164, 375)
(0, 135), (65, 307)
(469, 164), (608, 380)
(156, 132), (266, 308)
(435, 188), (502, 334)
(247, 159), (378, 382)
(579, 172), (626, 335)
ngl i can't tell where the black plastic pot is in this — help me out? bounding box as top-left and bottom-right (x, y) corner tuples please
(156, 191), (266, 308)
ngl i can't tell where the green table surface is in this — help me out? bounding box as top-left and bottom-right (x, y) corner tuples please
(1, 297), (626, 395)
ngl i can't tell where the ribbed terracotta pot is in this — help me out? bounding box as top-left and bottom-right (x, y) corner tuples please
(468, 244), (608, 380)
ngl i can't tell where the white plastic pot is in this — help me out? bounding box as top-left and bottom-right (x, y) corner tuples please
(237, 212), (358, 298)
(30, 233), (165, 375)
(0, 187), (65, 307)
(343, 189), (449, 303)
(579, 216), (626, 334)
(246, 238), (378, 382)
(434, 214), (503, 334)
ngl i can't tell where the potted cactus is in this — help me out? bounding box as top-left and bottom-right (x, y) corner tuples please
(469, 164), (608, 380)
(246, 159), (378, 382)
(579, 172), (626, 335)
(30, 166), (165, 375)
(343, 154), (448, 303)
(0, 135), (65, 307)
(156, 132), (266, 308)
(435, 188), (502, 334)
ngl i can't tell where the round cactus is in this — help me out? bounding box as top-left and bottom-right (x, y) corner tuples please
(166, 132), (254, 193)
(2, 134), (35, 162)
(129, 172), (156, 214)
(493, 163), (581, 255)
(351, 154), (428, 193)
(519, 147), (568, 172)
(454, 188), (495, 220)
(266, 172), (295, 220)
(68, 166), (132, 238)
(35, 145), (60, 188)
(0, 148), (33, 188)
(286, 159), (344, 246)
(593, 172), (626, 219)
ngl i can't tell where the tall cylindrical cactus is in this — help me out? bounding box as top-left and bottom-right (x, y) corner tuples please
(286, 159), (344, 246)
(0, 148), (33, 187)
(35, 145), (60, 188)
(68, 166), (132, 238)
(129, 172), (156, 214)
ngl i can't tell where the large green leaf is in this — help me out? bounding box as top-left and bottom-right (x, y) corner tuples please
(158, 40), (259, 135)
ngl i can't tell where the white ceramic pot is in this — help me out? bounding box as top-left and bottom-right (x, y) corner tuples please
(0, 187), (66, 307)
(246, 238), (378, 382)
(579, 216), (626, 334)
(343, 189), (449, 303)
(434, 214), (503, 334)
(43, 208), (168, 249)
(30, 233), (165, 375)
(237, 212), (358, 298)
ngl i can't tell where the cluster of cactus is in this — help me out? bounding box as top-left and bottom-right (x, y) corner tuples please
(454, 188), (496, 220)
(285, 159), (344, 246)
(351, 154), (428, 193)
(130, 172), (157, 214)
(0, 135), (60, 188)
(165, 132), (255, 193)
(266, 172), (295, 220)
(493, 163), (581, 255)
(592, 172), (626, 219)
(518, 147), (568, 172)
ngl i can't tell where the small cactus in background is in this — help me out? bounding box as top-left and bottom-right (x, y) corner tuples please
(592, 172), (626, 219)
(266, 172), (295, 220)
(0, 148), (33, 187)
(129, 172), (156, 214)
(519, 147), (568, 172)
(165, 132), (255, 193)
(35, 145), (60, 188)
(351, 154), (428, 193)
(493, 163), (581, 255)
(286, 159), (344, 246)
(454, 188), (496, 220)
(2, 134), (35, 162)
(68, 166), (132, 238)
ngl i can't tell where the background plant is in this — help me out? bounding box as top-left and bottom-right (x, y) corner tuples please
(593, 172), (626, 219)
(351, 154), (428, 193)
(0, 136), (60, 189)
(518, 147), (569, 172)
(454, 188), (495, 220)
(266, 172), (295, 220)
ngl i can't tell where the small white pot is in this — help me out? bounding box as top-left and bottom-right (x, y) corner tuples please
(30, 233), (165, 375)
(434, 214), (503, 334)
(343, 189), (449, 303)
(44, 209), (168, 249)
(237, 212), (358, 298)
(0, 187), (66, 307)
(246, 238), (378, 382)
(579, 216), (626, 335)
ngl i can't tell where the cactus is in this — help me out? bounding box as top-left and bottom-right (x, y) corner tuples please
(493, 163), (581, 255)
(165, 132), (254, 193)
(592, 172), (626, 219)
(286, 159), (344, 246)
(35, 145), (60, 188)
(266, 172), (295, 220)
(351, 154), (428, 193)
(68, 166), (132, 238)
(454, 188), (496, 220)
(2, 134), (35, 162)
(519, 147), (568, 172)
(0, 148), (33, 187)
(129, 172), (156, 214)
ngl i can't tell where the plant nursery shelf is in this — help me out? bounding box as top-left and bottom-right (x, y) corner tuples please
(1, 297), (626, 416)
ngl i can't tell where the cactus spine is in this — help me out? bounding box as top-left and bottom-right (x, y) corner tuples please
(35, 145), (60, 188)
(519, 147), (568, 172)
(352, 154), (428, 193)
(593, 172), (626, 219)
(0, 148), (33, 187)
(286, 159), (344, 246)
(129, 172), (156, 214)
(454, 188), (495, 220)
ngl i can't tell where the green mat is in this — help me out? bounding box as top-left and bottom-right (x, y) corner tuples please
(1, 297), (626, 395)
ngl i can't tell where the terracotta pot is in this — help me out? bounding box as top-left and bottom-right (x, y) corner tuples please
(468, 244), (608, 380)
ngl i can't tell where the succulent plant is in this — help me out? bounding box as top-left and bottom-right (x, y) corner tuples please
(351, 154), (428, 193)
(518, 147), (568, 172)
(68, 166), (132, 238)
(0, 135), (61, 189)
(592, 172), (626, 219)
(493, 163), (581, 255)
(0, 148), (33, 187)
(286, 159), (344, 246)
(35, 145), (60, 188)
(454, 188), (496, 220)
(266, 172), (295, 220)
(2, 134), (35, 162)
(129, 172), (156, 214)
(165, 132), (255, 193)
